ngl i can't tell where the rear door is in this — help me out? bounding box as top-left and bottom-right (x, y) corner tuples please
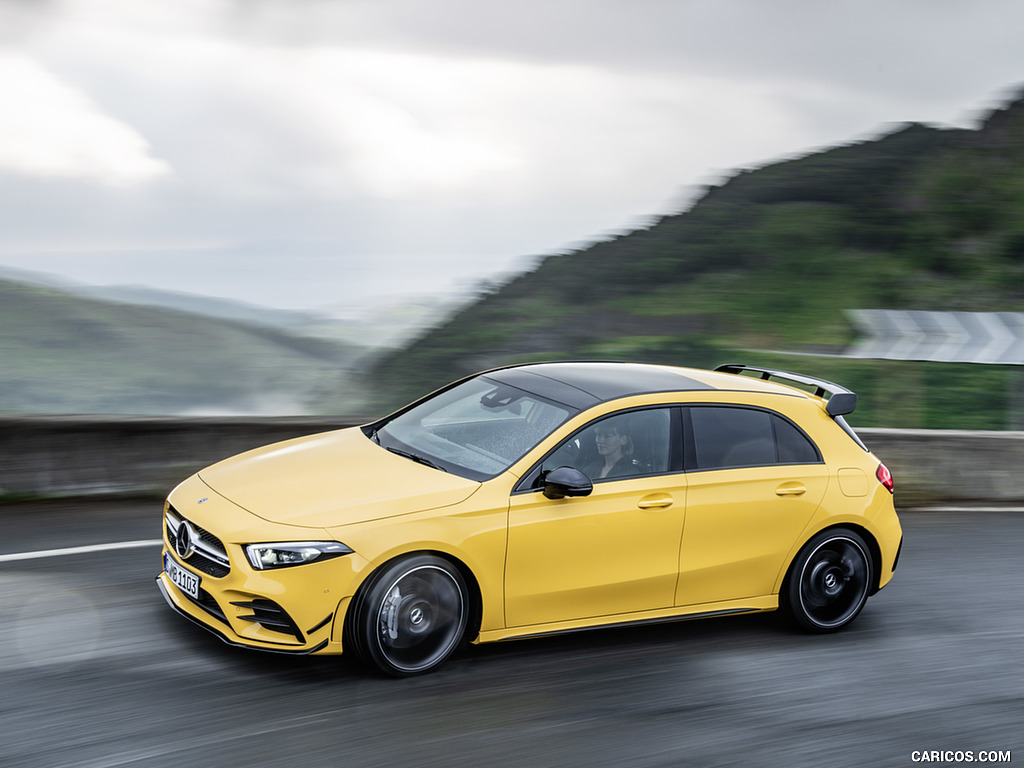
(674, 405), (827, 606)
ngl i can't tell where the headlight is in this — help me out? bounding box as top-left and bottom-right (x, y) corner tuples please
(244, 541), (353, 570)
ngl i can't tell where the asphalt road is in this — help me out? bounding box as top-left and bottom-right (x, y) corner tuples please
(0, 500), (1020, 768)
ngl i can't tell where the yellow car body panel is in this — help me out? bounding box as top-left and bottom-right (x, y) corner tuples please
(506, 471), (686, 626)
(156, 362), (902, 673)
(199, 427), (480, 528)
(321, 480), (511, 633)
(676, 462), (829, 606)
(158, 475), (366, 654)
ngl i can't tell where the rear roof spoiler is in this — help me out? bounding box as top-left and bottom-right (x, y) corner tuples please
(714, 364), (857, 417)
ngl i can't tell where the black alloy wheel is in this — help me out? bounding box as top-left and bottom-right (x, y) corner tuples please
(347, 554), (469, 676)
(783, 528), (873, 632)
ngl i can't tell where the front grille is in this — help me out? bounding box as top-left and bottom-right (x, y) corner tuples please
(176, 548), (229, 579)
(231, 599), (304, 642)
(165, 506), (231, 578)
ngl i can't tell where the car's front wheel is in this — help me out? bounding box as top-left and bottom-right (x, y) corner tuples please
(347, 554), (468, 676)
(782, 528), (873, 632)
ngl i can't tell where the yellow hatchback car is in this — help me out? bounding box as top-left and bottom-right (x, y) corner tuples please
(157, 362), (902, 676)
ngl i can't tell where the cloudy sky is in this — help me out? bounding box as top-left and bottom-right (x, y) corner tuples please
(1, 0), (1023, 312)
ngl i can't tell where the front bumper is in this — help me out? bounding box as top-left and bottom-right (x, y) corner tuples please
(155, 477), (364, 655)
(156, 569), (335, 655)
(156, 544), (352, 655)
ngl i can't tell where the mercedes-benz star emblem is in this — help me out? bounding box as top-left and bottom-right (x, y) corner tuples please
(175, 521), (196, 560)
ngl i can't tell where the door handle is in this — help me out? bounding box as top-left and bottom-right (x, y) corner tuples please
(775, 483), (806, 497)
(637, 494), (674, 509)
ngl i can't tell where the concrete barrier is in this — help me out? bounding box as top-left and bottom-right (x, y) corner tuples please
(858, 427), (1024, 506)
(0, 418), (1021, 507)
(0, 416), (362, 501)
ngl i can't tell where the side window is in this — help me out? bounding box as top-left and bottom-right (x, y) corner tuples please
(689, 406), (820, 470)
(774, 415), (820, 463)
(692, 407), (774, 469)
(541, 408), (673, 483)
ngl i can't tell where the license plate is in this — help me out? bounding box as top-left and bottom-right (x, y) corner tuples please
(165, 553), (201, 600)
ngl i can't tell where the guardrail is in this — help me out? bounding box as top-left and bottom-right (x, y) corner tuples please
(0, 418), (1021, 507)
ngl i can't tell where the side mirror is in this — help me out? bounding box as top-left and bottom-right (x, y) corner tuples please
(542, 467), (593, 499)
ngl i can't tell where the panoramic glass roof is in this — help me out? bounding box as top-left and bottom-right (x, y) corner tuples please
(488, 363), (714, 410)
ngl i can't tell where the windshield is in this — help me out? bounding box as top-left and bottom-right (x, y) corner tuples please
(373, 376), (576, 480)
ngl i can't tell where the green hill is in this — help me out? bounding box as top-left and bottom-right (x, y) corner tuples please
(0, 279), (367, 415)
(372, 88), (1024, 429)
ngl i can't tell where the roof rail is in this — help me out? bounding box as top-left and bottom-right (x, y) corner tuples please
(714, 364), (857, 417)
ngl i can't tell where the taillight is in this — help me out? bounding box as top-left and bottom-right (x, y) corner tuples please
(876, 463), (894, 494)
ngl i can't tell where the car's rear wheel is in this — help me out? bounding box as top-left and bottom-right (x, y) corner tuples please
(347, 554), (468, 676)
(782, 528), (873, 632)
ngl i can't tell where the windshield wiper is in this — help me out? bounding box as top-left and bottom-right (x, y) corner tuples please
(385, 446), (448, 472)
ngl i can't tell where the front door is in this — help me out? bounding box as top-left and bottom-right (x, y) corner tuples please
(505, 408), (684, 628)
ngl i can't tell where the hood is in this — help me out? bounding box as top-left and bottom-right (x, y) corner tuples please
(198, 427), (480, 528)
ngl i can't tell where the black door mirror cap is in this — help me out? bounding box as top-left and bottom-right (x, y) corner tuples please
(542, 466), (594, 499)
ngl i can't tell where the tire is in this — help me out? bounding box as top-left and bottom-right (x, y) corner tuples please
(781, 528), (873, 633)
(346, 554), (469, 677)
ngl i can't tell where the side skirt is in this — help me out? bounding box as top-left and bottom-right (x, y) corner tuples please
(477, 596), (777, 644)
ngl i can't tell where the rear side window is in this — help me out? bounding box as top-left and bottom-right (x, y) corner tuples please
(774, 416), (820, 463)
(689, 406), (820, 470)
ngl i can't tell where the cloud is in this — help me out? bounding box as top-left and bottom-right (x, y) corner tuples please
(1, 0), (1024, 310)
(191, 46), (527, 200)
(0, 53), (171, 186)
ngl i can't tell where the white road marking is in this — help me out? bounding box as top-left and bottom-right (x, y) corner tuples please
(0, 540), (163, 563)
(901, 506), (1024, 513)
